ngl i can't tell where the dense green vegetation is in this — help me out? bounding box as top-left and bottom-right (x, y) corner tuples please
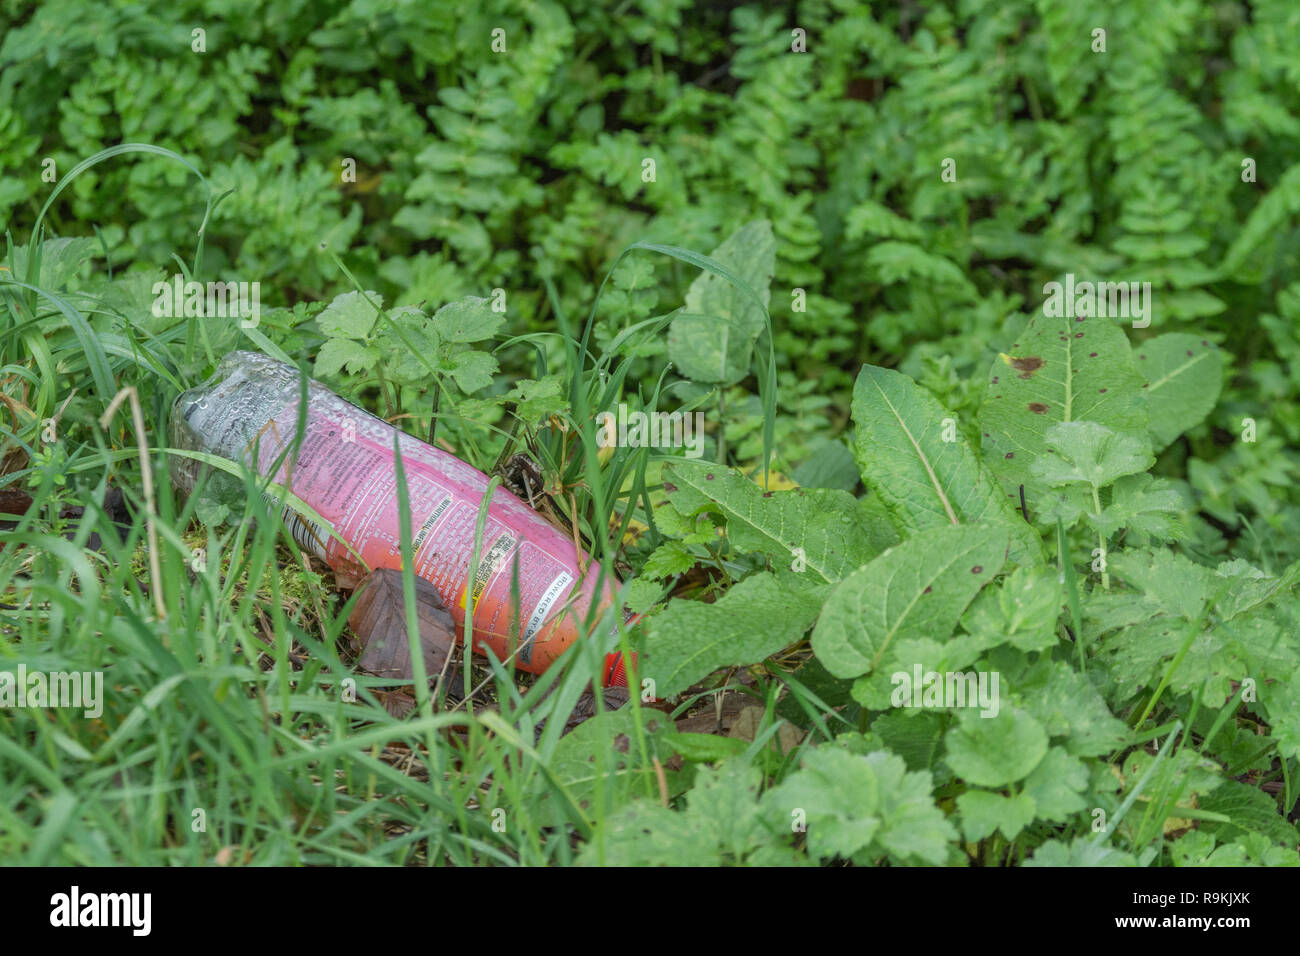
(3, 0), (1300, 866)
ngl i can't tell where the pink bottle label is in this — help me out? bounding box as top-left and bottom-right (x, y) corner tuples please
(249, 399), (586, 666)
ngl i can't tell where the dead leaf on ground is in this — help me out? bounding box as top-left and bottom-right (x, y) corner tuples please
(349, 567), (457, 681)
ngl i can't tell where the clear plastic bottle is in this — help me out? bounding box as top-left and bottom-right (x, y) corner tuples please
(169, 351), (628, 684)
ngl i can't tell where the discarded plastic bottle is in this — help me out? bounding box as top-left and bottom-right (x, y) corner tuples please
(169, 351), (629, 686)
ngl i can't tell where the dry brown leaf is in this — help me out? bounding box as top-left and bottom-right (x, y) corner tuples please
(349, 567), (457, 680)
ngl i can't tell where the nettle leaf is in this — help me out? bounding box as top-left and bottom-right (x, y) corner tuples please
(944, 708), (1049, 788)
(978, 312), (1147, 495)
(317, 289), (381, 339)
(763, 746), (956, 865)
(956, 790), (1037, 841)
(643, 570), (825, 698)
(850, 365), (1038, 562)
(811, 523), (1009, 681)
(661, 461), (898, 584)
(431, 295), (504, 343)
(667, 219), (775, 384)
(1031, 421), (1154, 489)
(1138, 333), (1223, 452)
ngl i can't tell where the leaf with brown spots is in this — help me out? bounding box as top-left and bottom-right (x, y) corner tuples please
(851, 365), (1040, 564)
(1138, 332), (1223, 452)
(977, 312), (1147, 499)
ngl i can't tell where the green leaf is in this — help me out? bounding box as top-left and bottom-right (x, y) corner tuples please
(314, 337), (379, 377)
(978, 311), (1147, 495)
(763, 747), (956, 865)
(576, 758), (802, 866)
(1018, 660), (1129, 757)
(640, 540), (697, 580)
(667, 220), (775, 383)
(1030, 421), (1154, 489)
(644, 570), (825, 698)
(316, 289), (381, 339)
(7, 236), (99, 290)
(851, 365), (1038, 562)
(1021, 748), (1090, 821)
(1138, 333), (1223, 452)
(956, 790), (1037, 841)
(661, 461), (898, 584)
(944, 708), (1049, 788)
(506, 374), (569, 424)
(444, 349), (497, 392)
(535, 707), (674, 828)
(1108, 548), (1209, 620)
(960, 565), (1063, 653)
(576, 802), (720, 866)
(1263, 671), (1300, 763)
(811, 523), (1010, 681)
(1197, 781), (1300, 848)
(431, 295), (504, 343)
(1024, 837), (1136, 867)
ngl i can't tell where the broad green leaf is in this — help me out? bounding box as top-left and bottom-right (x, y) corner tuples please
(763, 747), (956, 865)
(978, 311), (1147, 494)
(960, 565), (1063, 653)
(643, 570), (825, 698)
(1197, 781), (1300, 848)
(1214, 557), (1300, 622)
(535, 707), (675, 828)
(640, 540), (696, 580)
(1138, 333), (1223, 451)
(506, 374), (569, 423)
(1095, 473), (1186, 539)
(1030, 421), (1154, 489)
(1024, 838), (1136, 867)
(851, 364), (1039, 562)
(1018, 660), (1129, 757)
(1022, 748), (1090, 821)
(577, 759), (803, 866)
(6, 236), (99, 290)
(667, 220), (774, 383)
(576, 802), (720, 866)
(661, 461), (898, 584)
(1109, 548), (1209, 620)
(869, 711), (945, 772)
(316, 289), (381, 339)
(944, 708), (1049, 788)
(431, 295), (504, 342)
(811, 523), (1009, 681)
(444, 349), (497, 392)
(956, 790), (1036, 841)
(314, 337), (378, 377)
